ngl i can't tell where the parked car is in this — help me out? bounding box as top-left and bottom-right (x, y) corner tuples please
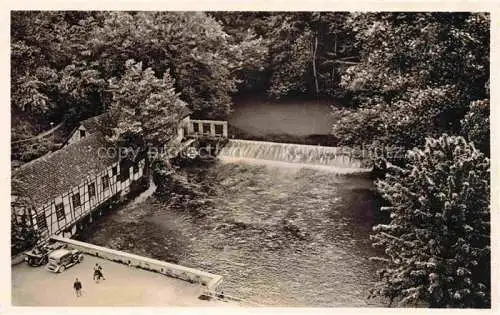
(46, 248), (84, 273)
(24, 242), (65, 267)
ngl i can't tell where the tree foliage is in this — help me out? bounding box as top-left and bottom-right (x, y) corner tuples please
(212, 12), (357, 99)
(11, 178), (40, 255)
(107, 60), (188, 149)
(371, 135), (490, 307)
(265, 12), (357, 98)
(11, 11), (268, 162)
(333, 12), (489, 153)
(88, 11), (266, 119)
(461, 99), (489, 156)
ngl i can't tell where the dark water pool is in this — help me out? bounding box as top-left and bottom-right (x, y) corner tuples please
(230, 99), (335, 136)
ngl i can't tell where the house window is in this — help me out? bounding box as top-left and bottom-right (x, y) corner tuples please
(79, 129), (86, 138)
(203, 123), (211, 135)
(55, 203), (65, 221)
(88, 183), (96, 198)
(119, 166), (130, 182)
(112, 166), (117, 176)
(37, 213), (47, 230)
(72, 193), (81, 208)
(133, 164), (139, 174)
(215, 124), (223, 136)
(118, 158), (134, 182)
(102, 175), (110, 190)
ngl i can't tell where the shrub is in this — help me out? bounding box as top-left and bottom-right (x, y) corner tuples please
(461, 99), (489, 156)
(370, 134), (490, 308)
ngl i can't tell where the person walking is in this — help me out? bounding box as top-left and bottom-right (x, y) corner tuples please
(73, 278), (82, 297)
(97, 266), (106, 281)
(93, 263), (99, 281)
(93, 263), (106, 283)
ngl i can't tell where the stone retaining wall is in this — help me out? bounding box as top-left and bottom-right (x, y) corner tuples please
(49, 236), (223, 296)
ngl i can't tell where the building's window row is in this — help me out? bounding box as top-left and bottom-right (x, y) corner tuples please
(88, 182), (96, 198)
(72, 193), (81, 208)
(26, 160), (144, 236)
(102, 175), (110, 190)
(55, 203), (65, 221)
(37, 213), (47, 230)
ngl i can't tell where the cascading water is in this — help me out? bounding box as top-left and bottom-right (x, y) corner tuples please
(218, 139), (373, 174)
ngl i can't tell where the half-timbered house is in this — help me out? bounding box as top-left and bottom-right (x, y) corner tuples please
(12, 109), (192, 242)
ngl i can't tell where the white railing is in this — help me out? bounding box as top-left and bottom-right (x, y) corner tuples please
(188, 120), (228, 138)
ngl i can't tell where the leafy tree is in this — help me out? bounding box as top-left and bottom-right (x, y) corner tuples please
(333, 85), (466, 150)
(57, 62), (107, 123)
(107, 60), (188, 149)
(11, 11), (105, 162)
(211, 12), (358, 99)
(265, 12), (357, 99)
(11, 178), (40, 255)
(461, 99), (489, 156)
(370, 135), (490, 307)
(11, 11), (98, 118)
(11, 213), (40, 256)
(335, 12), (489, 151)
(342, 13), (488, 99)
(88, 11), (266, 119)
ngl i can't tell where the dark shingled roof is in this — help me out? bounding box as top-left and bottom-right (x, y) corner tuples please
(179, 106), (191, 118)
(80, 113), (109, 134)
(12, 132), (118, 208)
(14, 109), (191, 208)
(79, 108), (190, 134)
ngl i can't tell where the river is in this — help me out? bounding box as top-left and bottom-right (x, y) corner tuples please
(79, 161), (384, 307)
(79, 99), (384, 306)
(229, 98), (335, 136)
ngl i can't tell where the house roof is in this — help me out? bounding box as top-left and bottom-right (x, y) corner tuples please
(80, 113), (108, 134)
(12, 132), (118, 209)
(179, 106), (191, 119)
(78, 108), (190, 134)
(14, 108), (191, 209)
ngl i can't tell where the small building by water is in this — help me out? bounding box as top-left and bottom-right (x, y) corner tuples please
(11, 110), (194, 247)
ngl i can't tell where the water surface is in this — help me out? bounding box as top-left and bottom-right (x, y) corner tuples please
(230, 99), (335, 136)
(80, 162), (383, 307)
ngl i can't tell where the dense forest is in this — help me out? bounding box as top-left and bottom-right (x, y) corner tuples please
(11, 11), (490, 308)
(11, 11), (489, 161)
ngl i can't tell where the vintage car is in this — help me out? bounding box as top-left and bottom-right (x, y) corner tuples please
(46, 248), (84, 273)
(24, 242), (65, 267)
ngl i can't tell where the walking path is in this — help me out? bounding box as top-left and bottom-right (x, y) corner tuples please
(11, 121), (65, 144)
